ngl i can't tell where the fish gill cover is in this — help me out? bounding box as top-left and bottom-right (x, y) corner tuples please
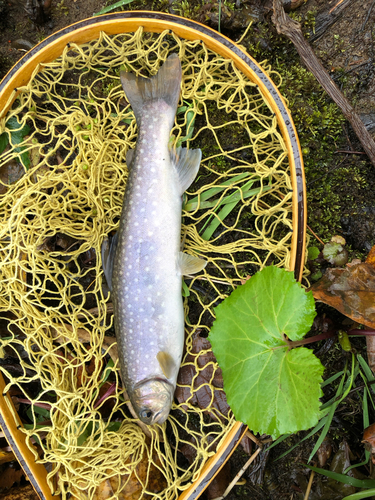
(0, 27), (296, 499)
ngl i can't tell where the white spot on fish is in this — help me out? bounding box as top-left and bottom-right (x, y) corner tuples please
(128, 264), (132, 269)
(145, 267), (150, 272)
(130, 318), (134, 322)
(148, 231), (153, 236)
(147, 297), (152, 301)
(129, 235), (133, 240)
(151, 168), (155, 173)
(140, 148), (144, 153)
(145, 354), (149, 359)
(129, 200), (133, 205)
(131, 350), (134, 354)
(134, 222), (139, 226)
(148, 284), (152, 289)
(141, 207), (145, 213)
(152, 201), (157, 206)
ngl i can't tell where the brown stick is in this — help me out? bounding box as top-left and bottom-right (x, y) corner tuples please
(272, 0), (375, 167)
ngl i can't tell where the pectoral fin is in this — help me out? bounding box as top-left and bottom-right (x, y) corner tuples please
(171, 147), (202, 195)
(157, 351), (176, 379)
(178, 251), (207, 275)
(101, 233), (119, 291)
(126, 148), (135, 168)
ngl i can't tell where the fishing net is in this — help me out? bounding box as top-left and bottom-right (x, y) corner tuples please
(0, 26), (295, 499)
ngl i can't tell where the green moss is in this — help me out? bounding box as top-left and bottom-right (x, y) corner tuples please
(239, 14), (372, 252)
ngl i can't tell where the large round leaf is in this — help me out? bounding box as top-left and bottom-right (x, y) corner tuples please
(209, 266), (323, 438)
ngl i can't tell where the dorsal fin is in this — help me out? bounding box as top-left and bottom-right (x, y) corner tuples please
(170, 147), (202, 195)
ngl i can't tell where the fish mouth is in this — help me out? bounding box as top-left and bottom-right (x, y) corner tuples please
(131, 377), (174, 425)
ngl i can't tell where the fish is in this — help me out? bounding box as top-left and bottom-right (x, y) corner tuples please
(102, 54), (206, 425)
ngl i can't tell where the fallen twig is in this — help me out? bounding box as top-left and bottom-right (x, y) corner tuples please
(304, 470), (315, 500)
(217, 447), (262, 499)
(272, 0), (375, 167)
(306, 224), (324, 246)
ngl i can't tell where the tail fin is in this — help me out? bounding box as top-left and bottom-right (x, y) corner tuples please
(120, 54), (182, 125)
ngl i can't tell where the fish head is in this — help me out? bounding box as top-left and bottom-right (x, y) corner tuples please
(131, 378), (173, 425)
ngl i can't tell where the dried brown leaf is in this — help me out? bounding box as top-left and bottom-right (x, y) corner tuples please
(176, 330), (230, 421)
(366, 245), (375, 267)
(0, 465), (24, 489)
(311, 263), (375, 329)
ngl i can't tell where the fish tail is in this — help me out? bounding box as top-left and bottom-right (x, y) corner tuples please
(120, 54), (182, 127)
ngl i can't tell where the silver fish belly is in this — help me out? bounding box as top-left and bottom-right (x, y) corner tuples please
(102, 54), (206, 425)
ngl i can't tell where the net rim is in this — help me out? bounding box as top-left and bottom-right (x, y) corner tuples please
(0, 11), (306, 500)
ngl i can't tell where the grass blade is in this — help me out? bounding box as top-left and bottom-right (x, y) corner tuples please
(199, 177), (256, 239)
(308, 363), (347, 462)
(184, 172), (251, 208)
(201, 200), (238, 240)
(321, 370), (344, 388)
(358, 354), (375, 394)
(274, 416), (329, 461)
(342, 489), (375, 500)
(344, 386), (370, 474)
(184, 184), (271, 212)
(93, 0), (135, 16)
(305, 465), (375, 489)
(267, 433), (292, 452)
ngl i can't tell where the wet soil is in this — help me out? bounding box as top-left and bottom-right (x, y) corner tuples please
(1, 0), (375, 499)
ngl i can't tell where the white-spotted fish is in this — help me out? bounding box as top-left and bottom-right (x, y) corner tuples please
(102, 54), (206, 425)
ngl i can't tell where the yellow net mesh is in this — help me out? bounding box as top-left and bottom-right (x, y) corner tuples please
(0, 27), (293, 499)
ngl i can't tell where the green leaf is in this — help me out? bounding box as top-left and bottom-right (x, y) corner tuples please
(305, 465), (375, 489)
(307, 246), (320, 260)
(6, 116), (31, 169)
(209, 266), (322, 438)
(182, 280), (190, 297)
(0, 132), (9, 155)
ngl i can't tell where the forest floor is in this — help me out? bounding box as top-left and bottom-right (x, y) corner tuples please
(0, 0), (375, 499)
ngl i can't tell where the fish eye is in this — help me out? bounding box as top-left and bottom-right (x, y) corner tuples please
(140, 409), (153, 419)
